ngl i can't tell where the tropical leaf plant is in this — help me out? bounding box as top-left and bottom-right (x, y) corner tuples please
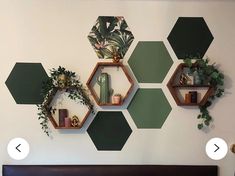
(107, 30), (134, 58)
(88, 16), (134, 59)
(98, 16), (118, 38)
(120, 19), (128, 31)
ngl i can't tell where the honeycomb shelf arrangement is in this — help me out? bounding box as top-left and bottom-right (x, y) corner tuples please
(86, 62), (134, 106)
(4, 15), (222, 141)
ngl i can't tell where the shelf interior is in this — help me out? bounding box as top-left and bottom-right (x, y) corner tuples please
(175, 86), (210, 105)
(49, 90), (90, 128)
(89, 64), (132, 105)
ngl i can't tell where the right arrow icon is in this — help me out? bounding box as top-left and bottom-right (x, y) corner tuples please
(214, 144), (219, 152)
(206, 137), (228, 160)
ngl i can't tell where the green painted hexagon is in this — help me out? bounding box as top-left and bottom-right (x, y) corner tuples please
(167, 17), (214, 59)
(128, 41), (173, 83)
(128, 88), (171, 128)
(5, 63), (48, 104)
(87, 111), (132, 151)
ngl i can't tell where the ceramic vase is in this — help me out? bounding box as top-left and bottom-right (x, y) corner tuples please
(97, 73), (113, 104)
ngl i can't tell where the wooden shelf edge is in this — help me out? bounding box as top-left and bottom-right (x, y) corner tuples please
(172, 85), (211, 88)
(177, 103), (199, 106)
(98, 103), (123, 106)
(55, 127), (82, 129)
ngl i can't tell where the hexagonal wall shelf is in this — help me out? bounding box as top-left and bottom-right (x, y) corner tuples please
(128, 41), (173, 83)
(86, 62), (134, 106)
(167, 17), (214, 59)
(128, 88), (172, 128)
(167, 63), (214, 106)
(87, 111), (132, 151)
(5, 63), (48, 104)
(88, 16), (134, 59)
(46, 88), (91, 129)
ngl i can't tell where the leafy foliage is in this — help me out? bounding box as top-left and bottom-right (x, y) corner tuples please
(107, 30), (134, 58)
(184, 57), (224, 130)
(37, 66), (94, 136)
(88, 16), (134, 59)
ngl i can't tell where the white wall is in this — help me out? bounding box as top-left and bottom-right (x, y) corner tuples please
(0, 1), (235, 176)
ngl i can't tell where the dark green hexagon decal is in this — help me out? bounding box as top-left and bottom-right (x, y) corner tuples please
(87, 111), (132, 151)
(128, 41), (173, 83)
(128, 88), (171, 128)
(167, 17), (214, 59)
(88, 16), (134, 59)
(5, 63), (48, 104)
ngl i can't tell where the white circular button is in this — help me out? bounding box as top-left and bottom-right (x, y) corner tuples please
(206, 137), (228, 160)
(7, 138), (30, 160)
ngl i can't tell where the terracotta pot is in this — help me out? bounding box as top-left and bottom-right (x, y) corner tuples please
(112, 95), (122, 104)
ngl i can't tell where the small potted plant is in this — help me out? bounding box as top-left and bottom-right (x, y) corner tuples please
(112, 93), (122, 105)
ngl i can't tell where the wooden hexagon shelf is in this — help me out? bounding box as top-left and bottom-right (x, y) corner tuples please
(86, 62), (134, 106)
(167, 63), (214, 106)
(45, 87), (91, 129)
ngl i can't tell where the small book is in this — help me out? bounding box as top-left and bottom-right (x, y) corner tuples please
(59, 109), (68, 127)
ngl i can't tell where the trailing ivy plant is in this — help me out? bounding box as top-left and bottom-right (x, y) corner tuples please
(37, 66), (94, 136)
(184, 57), (224, 130)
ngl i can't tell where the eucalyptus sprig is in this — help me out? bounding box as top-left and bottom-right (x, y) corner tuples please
(184, 57), (224, 130)
(37, 66), (94, 136)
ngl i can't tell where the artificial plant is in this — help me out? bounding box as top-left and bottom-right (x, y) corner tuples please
(184, 57), (224, 129)
(37, 66), (94, 136)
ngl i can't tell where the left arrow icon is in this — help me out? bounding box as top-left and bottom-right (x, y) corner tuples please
(16, 144), (21, 152)
(7, 138), (30, 160)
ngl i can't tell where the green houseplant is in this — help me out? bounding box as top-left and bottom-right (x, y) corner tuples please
(37, 66), (94, 136)
(184, 57), (224, 129)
